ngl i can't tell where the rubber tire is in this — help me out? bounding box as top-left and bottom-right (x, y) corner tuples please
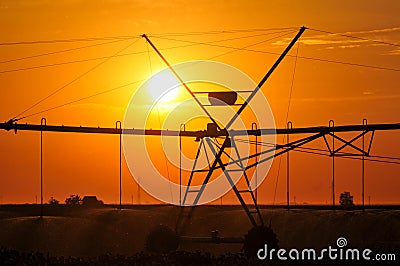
(145, 225), (179, 253)
(243, 226), (279, 258)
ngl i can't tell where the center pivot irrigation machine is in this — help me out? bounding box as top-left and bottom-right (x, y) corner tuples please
(1, 26), (399, 256)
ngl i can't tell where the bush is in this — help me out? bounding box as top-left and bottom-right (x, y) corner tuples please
(65, 194), (82, 205)
(48, 197), (59, 205)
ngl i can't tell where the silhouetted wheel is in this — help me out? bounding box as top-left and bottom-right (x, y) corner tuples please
(145, 225), (179, 253)
(243, 226), (279, 258)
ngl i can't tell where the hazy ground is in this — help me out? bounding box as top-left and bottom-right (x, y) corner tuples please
(0, 205), (399, 258)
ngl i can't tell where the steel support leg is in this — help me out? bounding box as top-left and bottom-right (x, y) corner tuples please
(40, 118), (46, 218)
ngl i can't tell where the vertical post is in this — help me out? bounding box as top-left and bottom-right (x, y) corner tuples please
(287, 121), (293, 210)
(40, 117), (46, 218)
(116, 121), (122, 210)
(180, 132), (182, 206)
(362, 118), (367, 210)
(179, 123), (185, 206)
(138, 183), (141, 204)
(252, 122), (258, 205)
(329, 120), (335, 210)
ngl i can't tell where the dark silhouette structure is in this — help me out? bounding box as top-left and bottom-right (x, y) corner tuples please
(82, 196), (103, 207)
(65, 194), (82, 205)
(48, 197), (59, 205)
(1, 25), (399, 257)
(340, 192), (354, 207)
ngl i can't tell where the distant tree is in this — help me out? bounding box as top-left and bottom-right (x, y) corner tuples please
(65, 194), (82, 205)
(48, 197), (59, 205)
(339, 191), (354, 207)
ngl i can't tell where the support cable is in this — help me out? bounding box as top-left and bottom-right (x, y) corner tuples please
(12, 80), (144, 120)
(146, 42), (174, 202)
(150, 36), (400, 72)
(11, 38), (140, 122)
(0, 31), (293, 74)
(0, 27), (298, 46)
(0, 35), (136, 46)
(0, 43), (199, 74)
(6, 33), (292, 120)
(149, 27), (299, 37)
(272, 42), (300, 205)
(308, 28), (400, 48)
(233, 137), (400, 165)
(0, 38), (131, 64)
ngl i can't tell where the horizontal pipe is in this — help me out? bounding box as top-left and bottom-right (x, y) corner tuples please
(0, 122), (399, 138)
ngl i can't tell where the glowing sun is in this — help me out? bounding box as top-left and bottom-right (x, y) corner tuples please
(148, 71), (179, 103)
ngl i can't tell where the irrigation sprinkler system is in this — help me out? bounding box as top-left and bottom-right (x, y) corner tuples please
(1, 26), (399, 255)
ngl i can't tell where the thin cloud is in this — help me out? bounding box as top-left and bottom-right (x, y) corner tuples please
(385, 48), (400, 55)
(338, 45), (361, 49)
(273, 35), (367, 48)
(341, 27), (400, 35)
(273, 26), (400, 50)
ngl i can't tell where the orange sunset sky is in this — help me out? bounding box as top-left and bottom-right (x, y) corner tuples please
(0, 1), (399, 204)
